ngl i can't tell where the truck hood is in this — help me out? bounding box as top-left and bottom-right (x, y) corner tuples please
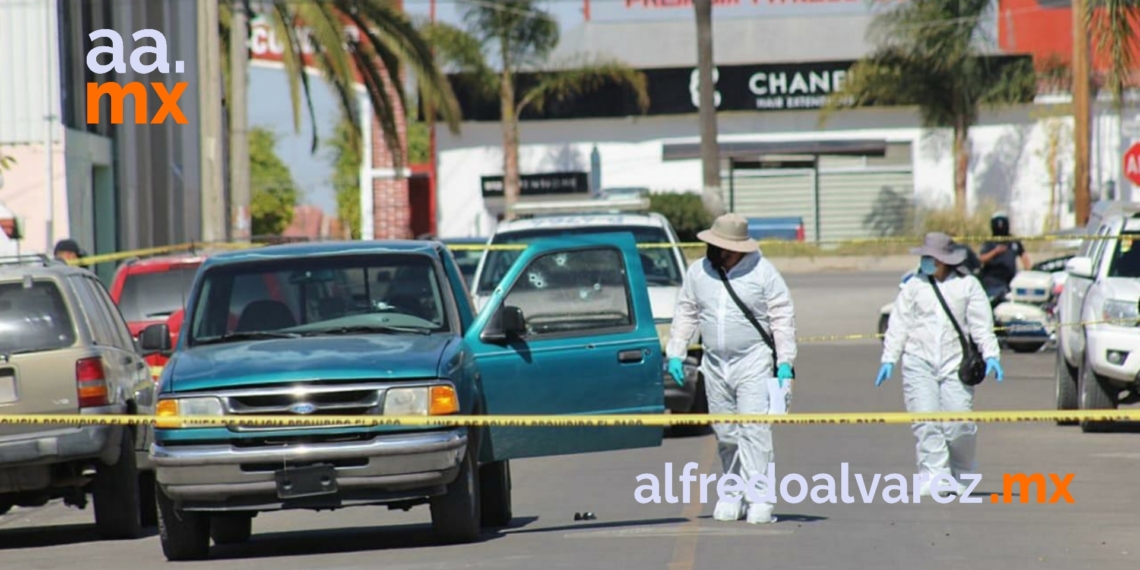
(166, 334), (456, 393)
(1101, 278), (1140, 303)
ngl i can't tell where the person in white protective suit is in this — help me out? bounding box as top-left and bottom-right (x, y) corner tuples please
(665, 213), (796, 524)
(877, 232), (1004, 498)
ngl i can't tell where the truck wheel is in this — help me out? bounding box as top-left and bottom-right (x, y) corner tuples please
(92, 428), (144, 539)
(479, 460), (512, 528)
(430, 444), (482, 544)
(672, 377), (708, 437)
(1055, 349), (1079, 425)
(1079, 354), (1117, 433)
(1010, 341), (1045, 354)
(156, 482), (210, 560)
(210, 514), (253, 545)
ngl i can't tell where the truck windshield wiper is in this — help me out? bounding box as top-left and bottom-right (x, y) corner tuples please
(194, 331), (303, 345)
(302, 324), (433, 336)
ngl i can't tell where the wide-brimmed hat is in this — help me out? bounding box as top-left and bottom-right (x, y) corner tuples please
(697, 213), (758, 253)
(910, 232), (966, 265)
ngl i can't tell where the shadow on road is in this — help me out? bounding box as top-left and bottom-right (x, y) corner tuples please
(497, 516), (689, 536)
(0, 523), (158, 550)
(210, 517), (542, 560)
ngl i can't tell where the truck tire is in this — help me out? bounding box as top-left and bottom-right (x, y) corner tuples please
(92, 428), (144, 539)
(479, 460), (512, 528)
(1010, 341), (1046, 354)
(139, 469), (158, 528)
(210, 514), (253, 545)
(1079, 353), (1117, 433)
(430, 443), (482, 544)
(1055, 348), (1078, 425)
(157, 482), (210, 560)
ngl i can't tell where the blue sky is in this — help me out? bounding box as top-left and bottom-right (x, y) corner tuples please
(249, 0), (587, 215)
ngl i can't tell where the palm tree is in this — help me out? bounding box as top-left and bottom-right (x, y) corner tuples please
(820, 0), (1037, 217)
(218, 0), (462, 166)
(420, 0), (650, 221)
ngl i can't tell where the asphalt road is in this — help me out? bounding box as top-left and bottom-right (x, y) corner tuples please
(3, 271), (1139, 570)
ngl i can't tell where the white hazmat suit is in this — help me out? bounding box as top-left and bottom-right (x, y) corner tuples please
(881, 270), (1000, 488)
(667, 251), (796, 522)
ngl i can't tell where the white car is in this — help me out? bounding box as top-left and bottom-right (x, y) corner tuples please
(1056, 201), (1140, 432)
(469, 199), (706, 418)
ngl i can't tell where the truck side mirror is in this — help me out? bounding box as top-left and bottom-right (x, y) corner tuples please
(139, 323), (172, 354)
(1065, 256), (1094, 279)
(481, 305), (526, 343)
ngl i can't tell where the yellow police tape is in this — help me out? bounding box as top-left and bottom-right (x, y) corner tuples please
(55, 230), (1095, 267)
(0, 410), (1138, 427)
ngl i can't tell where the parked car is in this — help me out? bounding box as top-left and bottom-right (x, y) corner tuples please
(469, 198), (706, 420)
(439, 237), (486, 290)
(1055, 201), (1140, 432)
(0, 254), (156, 537)
(109, 253), (206, 380)
(142, 237), (665, 560)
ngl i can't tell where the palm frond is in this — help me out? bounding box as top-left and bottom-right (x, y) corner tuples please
(350, 45), (405, 169)
(341, 1), (463, 135)
(288, 1), (360, 145)
(516, 55), (649, 116)
(266, 4), (314, 139)
(1089, 0), (1140, 111)
(417, 20), (498, 100)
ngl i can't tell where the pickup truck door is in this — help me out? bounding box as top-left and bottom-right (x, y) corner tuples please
(1062, 223), (1110, 362)
(466, 232), (665, 461)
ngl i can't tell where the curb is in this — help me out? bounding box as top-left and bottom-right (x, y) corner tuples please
(767, 255), (917, 275)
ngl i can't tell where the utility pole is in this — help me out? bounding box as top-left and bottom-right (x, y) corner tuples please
(199, 0), (225, 243)
(229, 0), (251, 242)
(693, 0), (725, 217)
(43, 1), (55, 250)
(1072, 0), (1092, 226)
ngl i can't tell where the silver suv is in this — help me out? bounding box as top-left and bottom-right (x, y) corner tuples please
(0, 255), (156, 537)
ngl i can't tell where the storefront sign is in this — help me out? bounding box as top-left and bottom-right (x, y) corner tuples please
(481, 172), (590, 197)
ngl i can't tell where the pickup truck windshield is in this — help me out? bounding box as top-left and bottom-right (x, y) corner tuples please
(118, 266), (198, 321)
(1106, 232), (1140, 278)
(188, 253), (449, 345)
(0, 281), (76, 354)
(475, 225), (682, 295)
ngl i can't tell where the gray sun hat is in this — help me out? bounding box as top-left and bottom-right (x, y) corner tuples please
(910, 232), (967, 266)
(696, 213), (758, 253)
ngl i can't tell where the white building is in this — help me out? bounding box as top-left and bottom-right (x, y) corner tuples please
(431, 1), (1140, 242)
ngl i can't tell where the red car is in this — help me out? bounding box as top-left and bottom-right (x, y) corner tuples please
(109, 253), (207, 380)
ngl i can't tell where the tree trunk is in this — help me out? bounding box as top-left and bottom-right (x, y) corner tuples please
(953, 119), (970, 219)
(1072, 0), (1092, 226)
(693, 0), (725, 217)
(500, 63), (520, 222)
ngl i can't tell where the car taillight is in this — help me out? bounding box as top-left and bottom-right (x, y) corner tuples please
(76, 357), (109, 408)
(796, 225), (805, 242)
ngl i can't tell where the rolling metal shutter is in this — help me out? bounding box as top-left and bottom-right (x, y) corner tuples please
(726, 142), (914, 245)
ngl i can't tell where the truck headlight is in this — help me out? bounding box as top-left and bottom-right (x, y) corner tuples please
(155, 397), (224, 428)
(384, 385), (459, 416)
(1102, 299), (1140, 325)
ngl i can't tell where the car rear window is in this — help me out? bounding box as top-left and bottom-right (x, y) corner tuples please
(117, 266), (199, 322)
(0, 280), (76, 354)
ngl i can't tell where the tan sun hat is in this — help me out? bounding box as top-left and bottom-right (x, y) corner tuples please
(696, 213), (758, 254)
(910, 232), (967, 265)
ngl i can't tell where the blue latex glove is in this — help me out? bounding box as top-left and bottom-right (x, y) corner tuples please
(667, 358), (685, 387)
(776, 363), (793, 387)
(875, 363), (893, 387)
(986, 358), (1004, 382)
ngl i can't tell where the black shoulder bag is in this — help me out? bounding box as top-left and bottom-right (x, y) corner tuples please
(927, 276), (987, 386)
(715, 266), (794, 379)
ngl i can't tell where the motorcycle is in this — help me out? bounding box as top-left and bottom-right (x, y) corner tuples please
(877, 261), (1058, 354)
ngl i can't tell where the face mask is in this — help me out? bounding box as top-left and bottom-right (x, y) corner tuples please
(920, 256), (937, 276)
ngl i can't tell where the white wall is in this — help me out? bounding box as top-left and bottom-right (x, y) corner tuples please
(436, 100), (1130, 239)
(0, 142), (69, 254)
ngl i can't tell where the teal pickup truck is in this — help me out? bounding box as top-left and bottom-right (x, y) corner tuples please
(137, 235), (664, 560)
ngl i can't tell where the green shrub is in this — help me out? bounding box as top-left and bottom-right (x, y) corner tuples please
(916, 201), (999, 243)
(648, 192), (713, 242)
